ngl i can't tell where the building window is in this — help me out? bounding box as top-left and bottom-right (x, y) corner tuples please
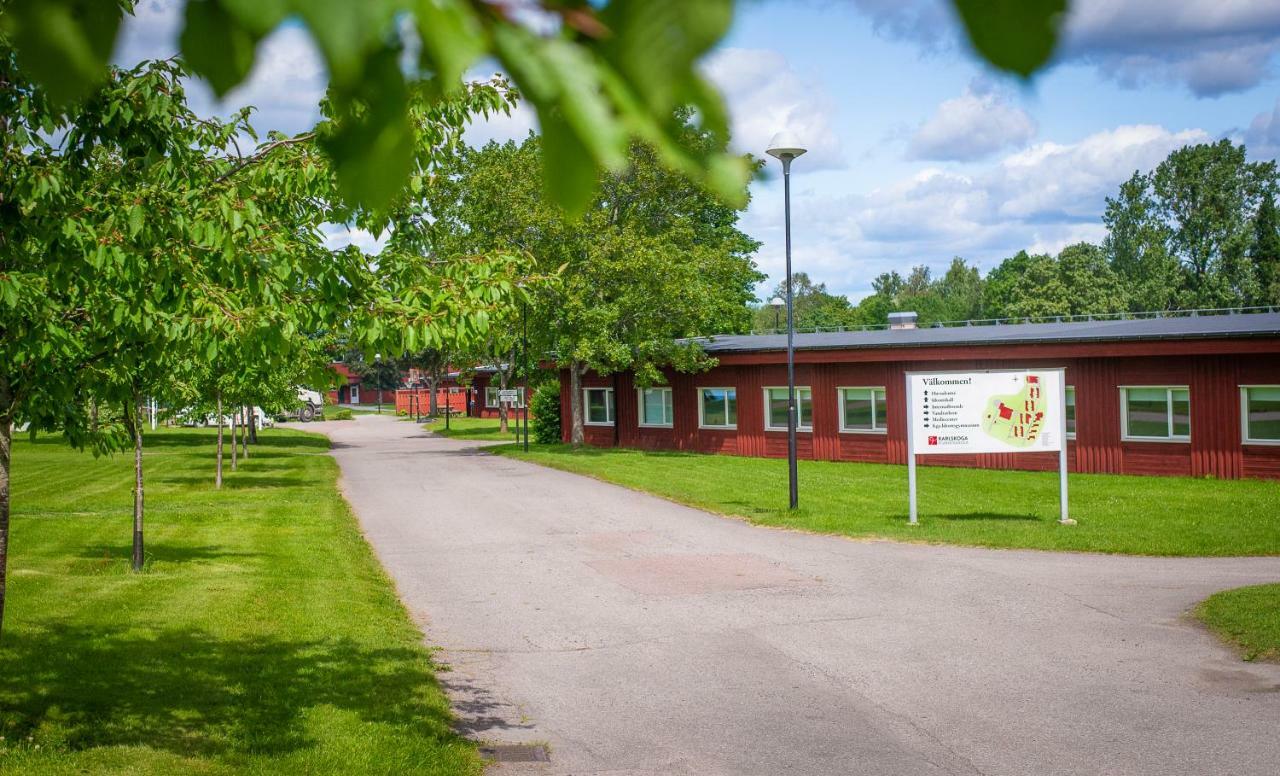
(584, 388), (614, 425)
(764, 387), (812, 431)
(698, 387), (737, 429)
(838, 387), (887, 433)
(1241, 386), (1280, 444)
(485, 386), (526, 408)
(1065, 386), (1076, 438)
(638, 387), (674, 427)
(1121, 386), (1190, 441)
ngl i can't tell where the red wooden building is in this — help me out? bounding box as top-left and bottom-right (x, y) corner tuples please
(559, 312), (1280, 479)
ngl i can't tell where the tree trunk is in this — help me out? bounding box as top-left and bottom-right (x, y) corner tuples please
(0, 388), (12, 640)
(130, 392), (144, 572)
(496, 370), (510, 434)
(427, 377), (439, 415)
(569, 361), (585, 446)
(241, 406), (249, 459)
(248, 405), (258, 444)
(230, 407), (238, 472)
(215, 391), (223, 489)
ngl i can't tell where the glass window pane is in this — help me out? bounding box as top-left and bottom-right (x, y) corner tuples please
(874, 390), (887, 431)
(663, 389), (673, 424)
(767, 388), (788, 427)
(1171, 389), (1190, 437)
(843, 388), (873, 430)
(799, 388), (812, 427)
(702, 389), (725, 426)
(725, 389), (737, 426)
(1126, 388), (1170, 438)
(1247, 387), (1280, 441)
(587, 390), (609, 423)
(1065, 387), (1076, 435)
(642, 389), (669, 425)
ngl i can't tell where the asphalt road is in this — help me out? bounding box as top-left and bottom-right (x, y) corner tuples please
(311, 416), (1280, 776)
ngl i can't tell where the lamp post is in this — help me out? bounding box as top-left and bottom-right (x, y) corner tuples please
(766, 131), (806, 510)
(769, 296), (784, 331)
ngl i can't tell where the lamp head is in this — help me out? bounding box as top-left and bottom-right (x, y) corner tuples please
(769, 297), (784, 308)
(766, 131), (807, 161)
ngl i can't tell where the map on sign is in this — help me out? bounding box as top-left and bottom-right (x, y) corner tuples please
(907, 369), (1064, 455)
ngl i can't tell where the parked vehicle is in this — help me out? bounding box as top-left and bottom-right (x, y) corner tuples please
(281, 387), (325, 422)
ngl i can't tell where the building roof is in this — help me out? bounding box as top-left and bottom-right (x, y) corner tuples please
(688, 312), (1280, 354)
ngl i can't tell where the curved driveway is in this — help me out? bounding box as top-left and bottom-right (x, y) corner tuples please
(315, 416), (1280, 775)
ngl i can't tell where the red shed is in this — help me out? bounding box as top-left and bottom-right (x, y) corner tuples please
(559, 311), (1280, 480)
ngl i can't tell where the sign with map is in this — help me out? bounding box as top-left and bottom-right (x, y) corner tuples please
(907, 369), (1065, 455)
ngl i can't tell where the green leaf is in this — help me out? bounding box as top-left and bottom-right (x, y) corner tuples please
(2, 0), (124, 105)
(539, 110), (601, 218)
(181, 0), (260, 97)
(951, 0), (1066, 78)
(412, 0), (484, 91)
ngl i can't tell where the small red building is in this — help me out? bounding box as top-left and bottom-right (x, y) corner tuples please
(559, 312), (1280, 479)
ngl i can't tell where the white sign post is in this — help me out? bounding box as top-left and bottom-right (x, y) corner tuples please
(905, 368), (1071, 526)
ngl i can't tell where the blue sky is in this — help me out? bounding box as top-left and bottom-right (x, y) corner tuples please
(116, 1), (1280, 302)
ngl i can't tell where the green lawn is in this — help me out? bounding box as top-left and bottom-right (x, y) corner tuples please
(0, 428), (479, 775)
(494, 445), (1280, 556)
(1195, 584), (1280, 662)
(429, 416), (526, 442)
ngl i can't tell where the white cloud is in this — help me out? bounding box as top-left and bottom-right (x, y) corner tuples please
(749, 123), (1210, 300)
(464, 94), (538, 147)
(322, 224), (389, 255)
(702, 47), (844, 169)
(908, 82), (1037, 160)
(1245, 99), (1280, 160)
(848, 0), (1280, 97)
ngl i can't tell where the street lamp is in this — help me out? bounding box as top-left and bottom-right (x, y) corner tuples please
(766, 131), (806, 510)
(374, 353), (382, 415)
(769, 296), (784, 331)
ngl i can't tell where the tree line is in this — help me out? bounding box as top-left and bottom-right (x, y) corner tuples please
(752, 140), (1280, 331)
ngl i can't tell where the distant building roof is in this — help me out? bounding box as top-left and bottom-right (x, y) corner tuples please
(687, 312), (1280, 354)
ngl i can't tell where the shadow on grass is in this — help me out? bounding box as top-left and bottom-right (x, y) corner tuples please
(75, 545), (264, 564)
(145, 434), (330, 451)
(156, 475), (310, 490)
(0, 625), (461, 757)
(929, 512), (1043, 522)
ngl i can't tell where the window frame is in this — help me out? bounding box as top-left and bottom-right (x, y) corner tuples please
(1065, 385), (1076, 440)
(1119, 385), (1190, 443)
(697, 387), (738, 430)
(636, 386), (674, 428)
(484, 386), (499, 408)
(837, 386), (887, 434)
(583, 387), (615, 426)
(762, 386), (813, 432)
(1240, 385), (1280, 446)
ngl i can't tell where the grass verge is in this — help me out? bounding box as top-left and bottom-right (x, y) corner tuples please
(429, 416), (524, 443)
(1195, 584), (1280, 662)
(0, 427), (479, 775)
(493, 444), (1280, 556)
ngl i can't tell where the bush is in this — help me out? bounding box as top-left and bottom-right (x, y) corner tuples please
(531, 382), (561, 444)
(330, 408), (353, 421)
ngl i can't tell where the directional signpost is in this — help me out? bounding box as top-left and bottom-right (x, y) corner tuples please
(905, 368), (1072, 526)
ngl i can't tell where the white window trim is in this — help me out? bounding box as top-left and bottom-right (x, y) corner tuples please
(484, 386), (499, 408)
(636, 386), (674, 428)
(583, 387), (615, 426)
(1065, 385), (1077, 440)
(837, 385), (887, 435)
(1240, 385), (1280, 446)
(763, 386), (813, 432)
(1119, 385), (1190, 443)
(697, 387), (737, 430)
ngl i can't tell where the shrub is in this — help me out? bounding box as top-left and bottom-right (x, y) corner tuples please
(531, 382), (561, 444)
(330, 408), (354, 421)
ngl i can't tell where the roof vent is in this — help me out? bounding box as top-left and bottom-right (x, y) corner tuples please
(888, 311), (918, 330)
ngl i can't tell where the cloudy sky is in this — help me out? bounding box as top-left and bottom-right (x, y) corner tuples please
(116, 0), (1280, 301)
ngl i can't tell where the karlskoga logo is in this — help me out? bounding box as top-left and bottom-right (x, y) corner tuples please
(928, 435), (968, 445)
(927, 436), (938, 445)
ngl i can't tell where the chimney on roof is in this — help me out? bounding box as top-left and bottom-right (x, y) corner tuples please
(888, 311), (918, 330)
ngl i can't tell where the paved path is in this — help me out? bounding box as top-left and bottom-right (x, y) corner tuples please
(312, 416), (1280, 775)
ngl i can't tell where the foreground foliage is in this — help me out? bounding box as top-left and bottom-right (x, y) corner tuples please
(1195, 583), (1280, 663)
(496, 445), (1280, 557)
(0, 428), (478, 774)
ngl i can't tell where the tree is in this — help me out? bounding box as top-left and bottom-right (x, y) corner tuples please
(755, 273), (855, 332)
(983, 251), (1071, 319)
(1252, 191), (1280, 305)
(2, 0), (1072, 215)
(1055, 242), (1128, 315)
(1103, 172), (1182, 312)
